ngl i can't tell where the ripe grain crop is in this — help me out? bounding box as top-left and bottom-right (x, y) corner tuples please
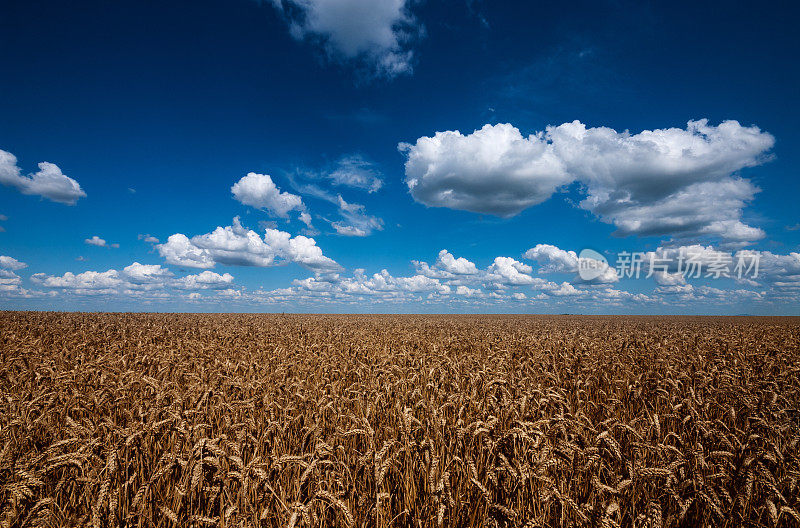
(1, 312), (799, 527)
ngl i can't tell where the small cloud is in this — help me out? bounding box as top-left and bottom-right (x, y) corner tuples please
(128, 187), (136, 194)
(331, 223), (367, 237)
(76, 256), (87, 262)
(786, 223), (800, 231)
(138, 233), (159, 244)
(85, 235), (119, 248)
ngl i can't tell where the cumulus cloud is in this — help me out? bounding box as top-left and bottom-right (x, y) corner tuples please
(232, 173), (305, 218)
(436, 250), (478, 275)
(638, 245), (800, 290)
(0, 149), (86, 205)
(173, 271), (234, 290)
(32, 270), (123, 291)
(653, 271), (688, 286)
(122, 262), (174, 284)
(271, 0), (420, 78)
(30, 264), (238, 297)
(0, 255), (27, 270)
(138, 234), (160, 244)
(290, 268), (450, 299)
(85, 236), (119, 248)
(400, 123), (570, 217)
(0, 269), (22, 287)
(401, 120), (774, 242)
(739, 250), (800, 288)
(524, 244), (618, 284)
(413, 250), (478, 279)
(157, 217), (340, 272)
(455, 285), (482, 296)
(487, 257), (536, 285)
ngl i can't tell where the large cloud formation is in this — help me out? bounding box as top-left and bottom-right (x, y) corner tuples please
(400, 120), (774, 242)
(157, 217), (341, 272)
(0, 149), (86, 205)
(270, 0), (420, 77)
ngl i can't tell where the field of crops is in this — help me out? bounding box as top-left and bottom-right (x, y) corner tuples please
(1, 313), (799, 527)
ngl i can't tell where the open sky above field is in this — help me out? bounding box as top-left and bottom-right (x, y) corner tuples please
(1, 0), (799, 314)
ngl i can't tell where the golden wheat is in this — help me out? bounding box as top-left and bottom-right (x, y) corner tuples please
(0, 312), (799, 527)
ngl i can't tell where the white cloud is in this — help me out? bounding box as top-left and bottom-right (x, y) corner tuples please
(413, 249), (478, 279)
(85, 236), (119, 248)
(401, 120), (774, 242)
(436, 250), (478, 275)
(641, 245), (800, 290)
(289, 174), (383, 236)
(331, 223), (367, 237)
(32, 270), (123, 290)
(263, 227), (342, 270)
(287, 268), (451, 299)
(122, 262), (174, 284)
(524, 244), (618, 284)
(653, 271), (688, 286)
(0, 266), (49, 299)
(400, 123), (570, 217)
(0, 149), (86, 205)
(455, 285), (482, 296)
(232, 173), (305, 218)
(524, 244), (579, 273)
(29, 263), (239, 297)
(744, 250), (800, 288)
(0, 269), (22, 287)
(271, 0), (420, 78)
(157, 217), (340, 272)
(138, 233), (160, 244)
(157, 234), (216, 269)
(173, 271), (234, 290)
(551, 282), (581, 296)
(487, 256), (536, 285)
(298, 211), (315, 230)
(0, 255), (27, 270)
(331, 195), (383, 236)
(327, 155), (383, 192)
(582, 177), (764, 242)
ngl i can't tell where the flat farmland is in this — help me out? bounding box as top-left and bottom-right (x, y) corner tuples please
(1, 313), (799, 527)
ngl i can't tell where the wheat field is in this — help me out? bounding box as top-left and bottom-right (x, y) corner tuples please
(1, 312), (799, 527)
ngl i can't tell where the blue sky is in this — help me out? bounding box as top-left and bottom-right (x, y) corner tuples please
(1, 0), (799, 313)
